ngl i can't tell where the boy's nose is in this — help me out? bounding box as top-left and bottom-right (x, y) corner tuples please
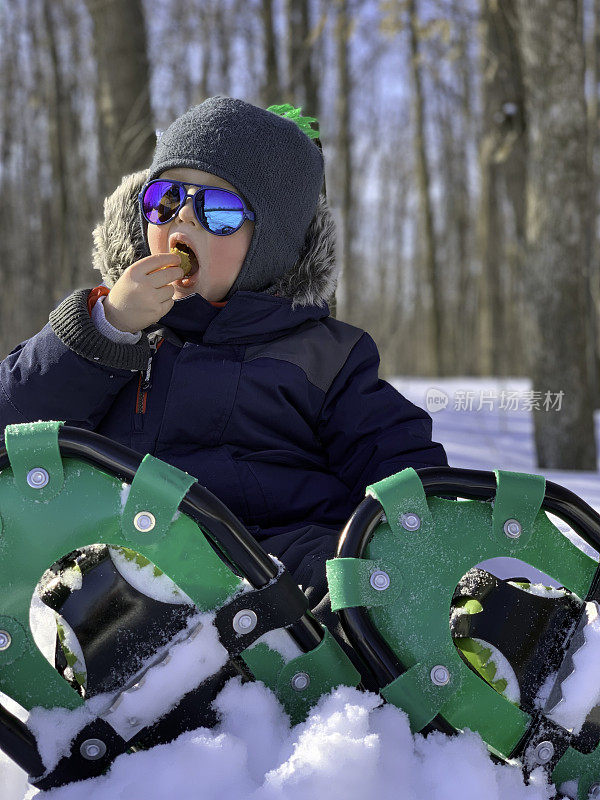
(178, 190), (199, 224)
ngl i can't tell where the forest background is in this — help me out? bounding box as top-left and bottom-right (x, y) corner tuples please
(0, 0), (598, 472)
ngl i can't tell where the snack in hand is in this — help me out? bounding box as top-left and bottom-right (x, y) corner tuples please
(170, 244), (193, 276)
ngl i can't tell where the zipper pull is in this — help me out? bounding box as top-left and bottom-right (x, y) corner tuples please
(141, 337), (160, 391)
(141, 356), (153, 392)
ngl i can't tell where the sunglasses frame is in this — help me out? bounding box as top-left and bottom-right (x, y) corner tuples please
(139, 179), (255, 236)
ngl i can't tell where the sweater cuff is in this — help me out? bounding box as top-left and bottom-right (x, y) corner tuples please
(49, 289), (152, 371)
(91, 295), (143, 344)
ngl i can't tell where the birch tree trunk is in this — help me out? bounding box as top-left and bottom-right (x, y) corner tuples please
(515, 0), (597, 470)
(84, 0), (154, 196)
(407, 0), (442, 375)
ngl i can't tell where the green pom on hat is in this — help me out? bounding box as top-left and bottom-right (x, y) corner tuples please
(267, 103), (320, 139)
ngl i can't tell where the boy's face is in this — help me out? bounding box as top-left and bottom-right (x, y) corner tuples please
(146, 167), (254, 302)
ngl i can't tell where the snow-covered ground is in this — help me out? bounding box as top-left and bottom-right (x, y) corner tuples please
(1, 377), (598, 800)
(395, 377), (600, 508)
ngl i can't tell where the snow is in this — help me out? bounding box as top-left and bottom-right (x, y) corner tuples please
(1, 376), (598, 800)
(469, 637), (521, 705)
(546, 601), (600, 735)
(109, 546), (194, 605)
(26, 700), (104, 776)
(98, 612), (227, 737)
(11, 686), (556, 800)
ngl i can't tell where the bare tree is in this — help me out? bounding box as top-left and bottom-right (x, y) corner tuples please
(285, 0), (323, 116)
(477, 0), (526, 377)
(586, 0), (600, 400)
(515, 0), (597, 469)
(335, 0), (358, 321)
(259, 0), (281, 106)
(407, 0), (442, 375)
(84, 0), (155, 196)
(454, 13), (478, 375)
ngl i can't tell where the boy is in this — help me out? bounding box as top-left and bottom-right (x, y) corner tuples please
(0, 96), (447, 614)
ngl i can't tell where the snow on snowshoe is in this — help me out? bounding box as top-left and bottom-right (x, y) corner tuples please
(0, 421), (360, 790)
(326, 465), (600, 800)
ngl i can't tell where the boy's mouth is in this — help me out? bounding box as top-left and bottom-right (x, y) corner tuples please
(168, 237), (200, 287)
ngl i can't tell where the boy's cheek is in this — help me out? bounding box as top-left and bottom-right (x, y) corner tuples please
(146, 223), (168, 254)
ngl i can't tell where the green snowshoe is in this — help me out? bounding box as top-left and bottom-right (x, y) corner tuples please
(1, 422), (600, 800)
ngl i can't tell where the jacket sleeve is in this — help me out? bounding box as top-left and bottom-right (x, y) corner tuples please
(0, 289), (152, 431)
(317, 332), (448, 508)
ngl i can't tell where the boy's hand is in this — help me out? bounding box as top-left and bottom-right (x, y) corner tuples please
(102, 254), (184, 333)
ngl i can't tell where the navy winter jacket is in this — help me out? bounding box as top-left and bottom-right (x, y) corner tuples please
(0, 171), (448, 594)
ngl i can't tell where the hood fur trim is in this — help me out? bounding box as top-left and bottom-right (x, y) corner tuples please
(91, 170), (338, 308)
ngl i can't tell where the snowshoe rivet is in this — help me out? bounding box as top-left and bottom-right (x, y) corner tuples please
(233, 609), (257, 635)
(533, 741), (554, 764)
(400, 512), (421, 531)
(133, 511), (156, 532)
(370, 570), (391, 591)
(588, 782), (600, 799)
(0, 630), (11, 650)
(503, 519), (522, 539)
(430, 665), (450, 686)
(127, 717), (140, 728)
(26, 468), (49, 488)
(291, 672), (310, 691)
(380, 513), (388, 524)
(80, 738), (106, 760)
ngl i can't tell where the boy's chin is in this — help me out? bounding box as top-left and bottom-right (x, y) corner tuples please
(172, 280), (226, 303)
(172, 272), (200, 298)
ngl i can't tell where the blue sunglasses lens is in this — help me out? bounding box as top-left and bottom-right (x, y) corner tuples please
(197, 188), (245, 234)
(142, 181), (184, 224)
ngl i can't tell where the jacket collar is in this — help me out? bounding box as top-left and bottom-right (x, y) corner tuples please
(157, 290), (330, 345)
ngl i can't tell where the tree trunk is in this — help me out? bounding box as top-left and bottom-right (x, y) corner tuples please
(515, 0), (597, 470)
(407, 0), (442, 375)
(477, 0), (526, 378)
(586, 0), (600, 400)
(199, 0), (212, 102)
(214, 1), (232, 94)
(84, 0), (154, 196)
(285, 0), (302, 103)
(285, 0), (321, 118)
(260, 0), (280, 107)
(456, 16), (477, 375)
(335, 0), (357, 321)
(299, 0), (319, 118)
(42, 0), (70, 293)
(498, 2), (528, 380)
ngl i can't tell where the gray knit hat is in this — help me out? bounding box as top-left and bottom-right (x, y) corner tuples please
(141, 96), (325, 298)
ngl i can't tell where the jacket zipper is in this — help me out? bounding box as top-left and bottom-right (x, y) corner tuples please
(135, 338), (162, 419)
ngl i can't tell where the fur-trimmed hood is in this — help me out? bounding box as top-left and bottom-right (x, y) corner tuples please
(91, 170), (338, 308)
